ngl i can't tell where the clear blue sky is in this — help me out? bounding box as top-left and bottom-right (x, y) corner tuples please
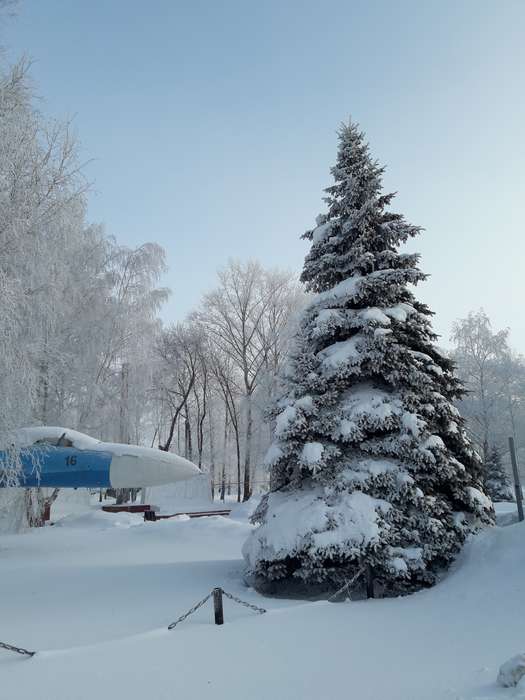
(4, 0), (525, 348)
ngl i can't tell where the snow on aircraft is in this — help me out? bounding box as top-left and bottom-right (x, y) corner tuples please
(0, 427), (200, 489)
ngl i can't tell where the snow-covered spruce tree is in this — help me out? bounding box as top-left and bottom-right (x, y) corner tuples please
(243, 121), (494, 598)
(484, 446), (514, 502)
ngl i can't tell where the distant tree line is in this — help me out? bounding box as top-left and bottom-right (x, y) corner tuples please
(451, 309), (524, 497)
(0, 44), (519, 535)
(0, 53), (303, 528)
(153, 260), (303, 503)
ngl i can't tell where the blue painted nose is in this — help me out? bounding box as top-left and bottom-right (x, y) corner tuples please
(0, 447), (113, 488)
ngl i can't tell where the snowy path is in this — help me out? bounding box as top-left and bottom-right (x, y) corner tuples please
(1, 507), (524, 699)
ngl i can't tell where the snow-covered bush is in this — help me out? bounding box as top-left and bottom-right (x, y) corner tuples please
(484, 446), (514, 502)
(243, 120), (494, 598)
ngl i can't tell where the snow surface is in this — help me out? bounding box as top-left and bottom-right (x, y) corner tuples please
(494, 500), (521, 526)
(1, 504), (525, 699)
(51, 488), (91, 520)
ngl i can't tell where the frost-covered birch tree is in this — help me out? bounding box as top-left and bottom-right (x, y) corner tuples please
(244, 120), (494, 598)
(0, 59), (89, 528)
(451, 310), (509, 461)
(195, 261), (299, 500)
(0, 56), (169, 529)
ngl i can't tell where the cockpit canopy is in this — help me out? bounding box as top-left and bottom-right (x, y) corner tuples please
(15, 427), (102, 451)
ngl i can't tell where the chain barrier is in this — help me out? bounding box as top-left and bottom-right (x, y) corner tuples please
(167, 587), (266, 630)
(220, 588), (267, 615)
(1, 587), (267, 655)
(167, 591), (214, 630)
(327, 566), (366, 602)
(0, 641), (35, 658)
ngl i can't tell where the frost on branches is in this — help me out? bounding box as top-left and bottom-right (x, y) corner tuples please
(243, 121), (494, 598)
(484, 446), (514, 502)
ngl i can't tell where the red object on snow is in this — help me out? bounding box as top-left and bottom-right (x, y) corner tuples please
(102, 504), (157, 514)
(143, 509), (231, 521)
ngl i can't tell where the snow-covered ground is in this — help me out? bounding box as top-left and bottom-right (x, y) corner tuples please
(1, 501), (524, 700)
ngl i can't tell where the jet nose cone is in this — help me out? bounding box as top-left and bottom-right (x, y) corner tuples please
(108, 446), (201, 488)
(162, 451), (201, 480)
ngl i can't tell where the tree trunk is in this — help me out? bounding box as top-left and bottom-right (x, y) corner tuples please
(119, 362), (130, 444)
(184, 409), (193, 462)
(115, 362), (131, 504)
(242, 393), (253, 501)
(221, 410), (229, 502)
(159, 372), (196, 452)
(236, 444), (241, 502)
(479, 365), (491, 463)
(208, 409), (215, 500)
(233, 423), (241, 503)
(24, 488), (55, 527)
(116, 488), (131, 505)
(40, 360), (49, 424)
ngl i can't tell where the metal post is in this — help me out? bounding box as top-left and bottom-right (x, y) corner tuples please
(213, 587), (224, 625)
(508, 437), (524, 522)
(366, 564), (375, 599)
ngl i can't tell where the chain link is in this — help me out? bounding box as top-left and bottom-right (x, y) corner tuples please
(0, 641), (35, 658)
(220, 588), (267, 614)
(167, 591), (213, 630)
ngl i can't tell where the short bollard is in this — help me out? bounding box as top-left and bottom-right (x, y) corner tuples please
(213, 587), (224, 625)
(509, 437), (524, 522)
(366, 564), (375, 599)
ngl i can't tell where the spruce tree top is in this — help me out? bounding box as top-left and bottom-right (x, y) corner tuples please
(302, 121), (423, 296)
